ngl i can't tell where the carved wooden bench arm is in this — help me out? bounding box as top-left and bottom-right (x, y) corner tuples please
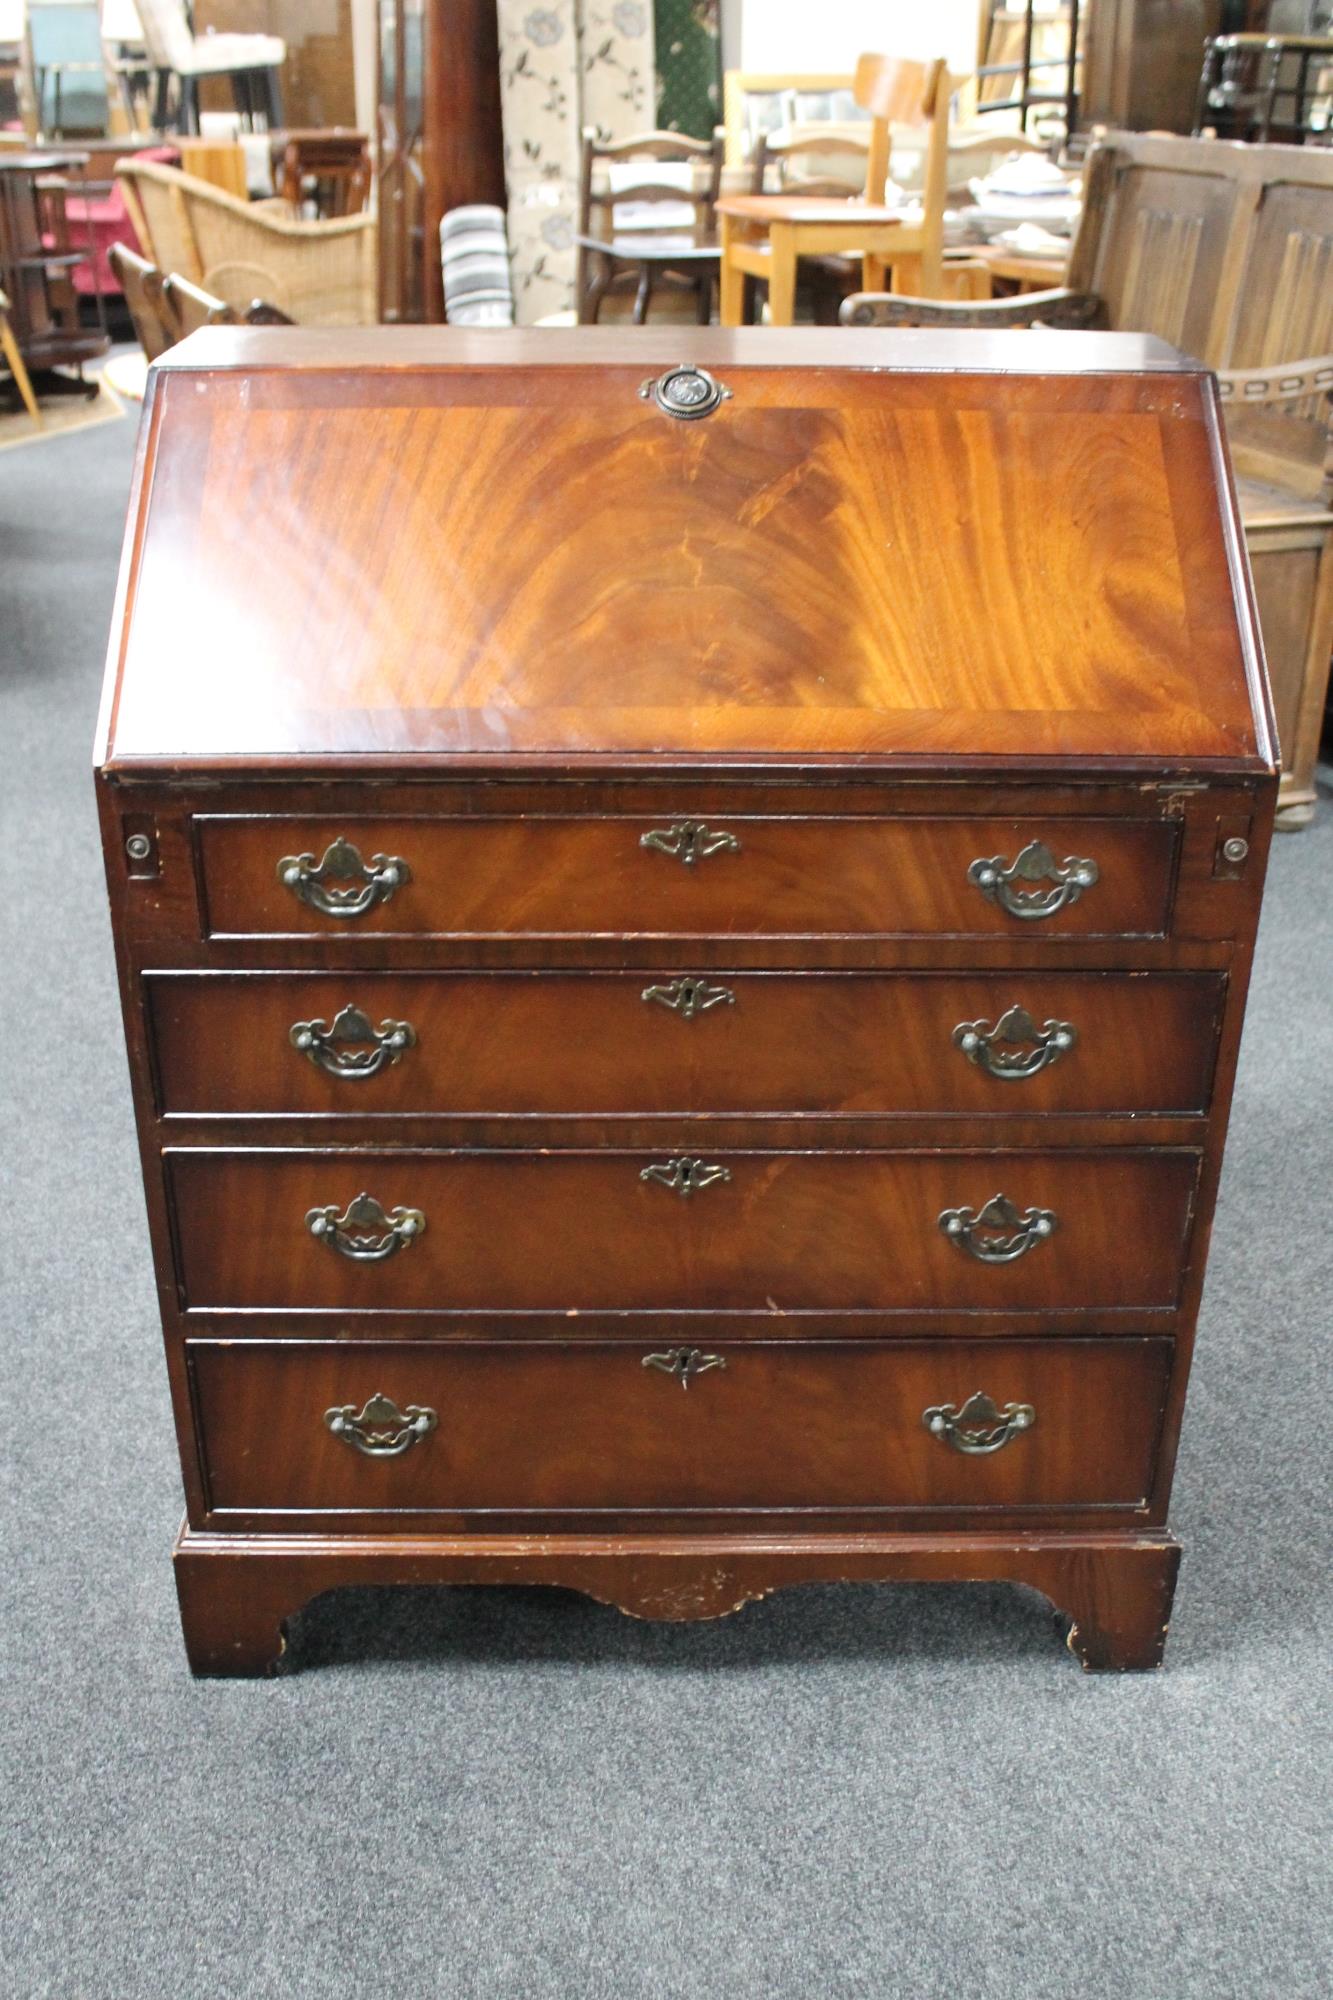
(1216, 355), (1333, 410)
(840, 289), (1102, 330)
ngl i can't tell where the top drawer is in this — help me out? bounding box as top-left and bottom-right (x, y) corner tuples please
(196, 814), (1179, 940)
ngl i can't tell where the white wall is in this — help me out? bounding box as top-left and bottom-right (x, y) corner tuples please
(723, 1), (981, 75)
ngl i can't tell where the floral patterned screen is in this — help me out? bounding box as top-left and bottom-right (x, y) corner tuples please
(498, 2), (658, 324)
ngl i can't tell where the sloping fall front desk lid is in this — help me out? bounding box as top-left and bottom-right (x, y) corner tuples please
(97, 327), (1275, 776)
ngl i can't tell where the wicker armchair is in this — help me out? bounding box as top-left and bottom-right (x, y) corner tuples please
(115, 158), (375, 326)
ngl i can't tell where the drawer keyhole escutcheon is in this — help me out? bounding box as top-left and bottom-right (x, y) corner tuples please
(290, 1003), (417, 1078)
(640, 821), (741, 866)
(938, 1193), (1058, 1263)
(325, 1391), (438, 1457)
(277, 836), (412, 918)
(642, 977), (736, 1018)
(641, 1156), (732, 1197)
(953, 1004), (1078, 1080)
(967, 839), (1098, 920)
(643, 1347), (727, 1389)
(923, 1391), (1035, 1455)
(639, 364), (732, 421)
(306, 1191), (425, 1261)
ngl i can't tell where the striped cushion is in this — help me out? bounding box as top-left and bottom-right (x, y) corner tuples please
(440, 205), (515, 327)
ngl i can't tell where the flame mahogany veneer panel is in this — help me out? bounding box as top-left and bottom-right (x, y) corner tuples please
(147, 968), (1223, 1119)
(196, 814), (1178, 939)
(106, 340), (1261, 769)
(167, 1148), (1200, 1314)
(189, 1337), (1173, 1516)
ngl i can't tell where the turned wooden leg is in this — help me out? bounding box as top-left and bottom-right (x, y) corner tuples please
(174, 1535), (301, 1676)
(1035, 1539), (1182, 1672)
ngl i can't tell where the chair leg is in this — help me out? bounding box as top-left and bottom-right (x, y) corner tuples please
(695, 270), (713, 325)
(581, 251), (613, 326)
(1, 313), (42, 426)
(232, 70), (253, 132)
(264, 67), (283, 130)
(632, 263), (654, 324)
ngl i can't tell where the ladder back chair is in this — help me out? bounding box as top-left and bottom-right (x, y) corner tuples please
(574, 129), (722, 325)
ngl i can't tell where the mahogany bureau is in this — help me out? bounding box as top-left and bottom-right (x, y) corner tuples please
(96, 326), (1276, 1674)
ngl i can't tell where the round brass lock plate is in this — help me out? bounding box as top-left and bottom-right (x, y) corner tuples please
(640, 364), (731, 420)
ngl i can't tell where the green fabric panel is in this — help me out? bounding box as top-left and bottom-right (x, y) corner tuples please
(654, 0), (721, 139)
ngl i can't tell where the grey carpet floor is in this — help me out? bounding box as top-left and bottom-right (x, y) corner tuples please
(2, 411), (1331, 2000)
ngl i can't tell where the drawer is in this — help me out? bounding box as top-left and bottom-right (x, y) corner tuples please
(168, 1147), (1199, 1314)
(189, 1336), (1172, 1517)
(195, 814), (1179, 939)
(147, 969), (1223, 1119)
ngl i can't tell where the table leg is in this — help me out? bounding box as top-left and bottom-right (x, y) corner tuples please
(768, 222), (797, 326)
(719, 215), (745, 327)
(861, 251), (888, 294)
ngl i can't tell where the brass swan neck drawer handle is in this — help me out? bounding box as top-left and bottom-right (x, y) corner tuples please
(306, 1191), (425, 1261)
(325, 1391), (437, 1457)
(643, 1347), (727, 1389)
(640, 820), (741, 866)
(968, 839), (1098, 920)
(640, 1156), (732, 1197)
(923, 1391), (1035, 1455)
(938, 1193), (1057, 1263)
(290, 1003), (417, 1078)
(277, 835), (412, 918)
(953, 1004), (1077, 1081)
(642, 976), (736, 1018)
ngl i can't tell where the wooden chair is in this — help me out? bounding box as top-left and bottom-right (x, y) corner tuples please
(1194, 33), (1333, 144)
(746, 127), (872, 324)
(574, 130), (721, 326)
(716, 54), (953, 326)
(722, 72), (860, 168)
(842, 130), (1333, 829)
(108, 241), (177, 358)
(26, 2), (109, 139)
(134, 0), (284, 134)
(116, 158), (375, 325)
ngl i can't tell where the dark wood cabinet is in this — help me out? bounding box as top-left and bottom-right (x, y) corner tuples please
(1081, 0), (1226, 132)
(97, 327), (1276, 1674)
(376, 0), (505, 323)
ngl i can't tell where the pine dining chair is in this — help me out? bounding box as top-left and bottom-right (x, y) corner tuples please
(716, 53), (953, 326)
